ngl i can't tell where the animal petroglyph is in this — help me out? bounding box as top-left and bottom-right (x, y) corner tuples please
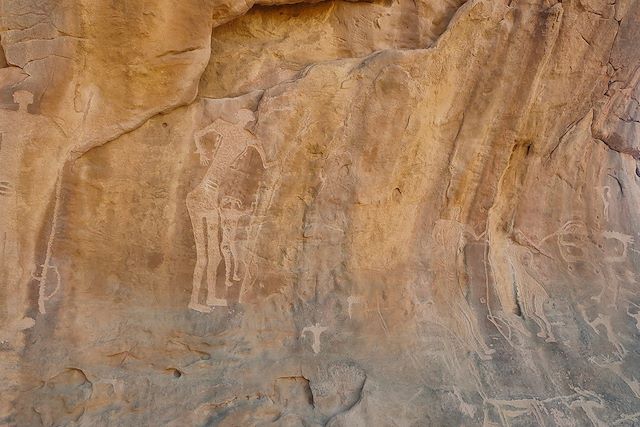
(480, 388), (607, 427)
(430, 219), (495, 360)
(453, 387), (476, 418)
(535, 222), (636, 306)
(508, 247), (556, 342)
(580, 306), (627, 359)
(486, 397), (549, 426)
(601, 230), (634, 263)
(517, 221), (634, 313)
(586, 305), (640, 402)
(301, 323), (327, 354)
(187, 109), (271, 313)
(515, 221), (589, 266)
(553, 220), (589, 264)
(484, 224), (558, 345)
(626, 302), (640, 331)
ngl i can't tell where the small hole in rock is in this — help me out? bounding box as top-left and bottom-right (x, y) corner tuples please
(167, 368), (182, 378)
(162, 122), (168, 128)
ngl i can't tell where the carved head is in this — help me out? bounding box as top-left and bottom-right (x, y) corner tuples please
(235, 109), (255, 125)
(13, 90), (34, 110)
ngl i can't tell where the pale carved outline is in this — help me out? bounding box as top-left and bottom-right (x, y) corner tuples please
(186, 109), (274, 312)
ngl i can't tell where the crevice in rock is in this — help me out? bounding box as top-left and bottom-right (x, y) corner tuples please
(276, 375), (314, 407)
(0, 35), (7, 68)
(511, 277), (524, 318)
(593, 135), (640, 161)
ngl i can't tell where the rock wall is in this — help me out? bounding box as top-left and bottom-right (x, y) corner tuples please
(2, 0), (640, 425)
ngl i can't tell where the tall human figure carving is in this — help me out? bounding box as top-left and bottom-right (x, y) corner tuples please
(186, 109), (271, 313)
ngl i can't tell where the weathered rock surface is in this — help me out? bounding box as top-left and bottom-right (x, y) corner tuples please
(2, 0), (640, 425)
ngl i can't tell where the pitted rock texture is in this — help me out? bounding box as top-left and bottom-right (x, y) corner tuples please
(2, 0), (640, 425)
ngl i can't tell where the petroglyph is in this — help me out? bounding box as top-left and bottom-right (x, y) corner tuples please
(219, 196), (247, 288)
(524, 220), (592, 265)
(237, 180), (277, 304)
(5, 1), (640, 425)
(453, 387), (476, 418)
(430, 219), (495, 360)
(31, 168), (65, 315)
(346, 295), (362, 319)
(301, 323), (327, 354)
(554, 220), (589, 264)
(486, 310), (532, 349)
(626, 302), (640, 330)
(591, 352), (640, 399)
(486, 397), (549, 426)
(580, 306), (626, 358)
(508, 247), (556, 342)
(0, 90), (66, 315)
(601, 230), (634, 263)
(514, 221), (633, 313)
(597, 186), (611, 221)
(485, 223), (562, 345)
(33, 263), (62, 315)
(613, 412), (640, 426)
(187, 109), (271, 312)
(481, 389), (607, 427)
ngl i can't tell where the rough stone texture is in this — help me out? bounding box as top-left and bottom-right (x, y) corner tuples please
(2, 0), (640, 425)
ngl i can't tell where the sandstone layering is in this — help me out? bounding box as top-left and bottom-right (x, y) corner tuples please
(2, 0), (640, 425)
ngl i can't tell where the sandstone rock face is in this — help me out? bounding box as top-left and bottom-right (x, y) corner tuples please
(2, 0), (640, 425)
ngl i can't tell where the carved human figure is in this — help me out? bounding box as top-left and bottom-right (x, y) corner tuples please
(186, 109), (270, 313)
(301, 323), (327, 354)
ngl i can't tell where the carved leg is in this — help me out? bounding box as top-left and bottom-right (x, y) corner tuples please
(187, 203), (211, 313)
(231, 241), (241, 281)
(533, 294), (555, 342)
(458, 302), (495, 359)
(206, 213), (227, 307)
(221, 242), (234, 288)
